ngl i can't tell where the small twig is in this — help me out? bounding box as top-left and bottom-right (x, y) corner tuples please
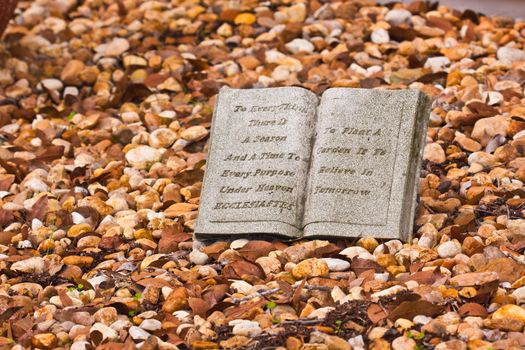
(231, 287), (280, 304)
(231, 283), (333, 304)
(281, 318), (322, 325)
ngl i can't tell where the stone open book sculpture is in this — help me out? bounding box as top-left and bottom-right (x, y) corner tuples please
(195, 87), (431, 241)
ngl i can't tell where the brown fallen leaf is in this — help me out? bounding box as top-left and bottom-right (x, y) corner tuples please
(223, 260), (265, 280)
(26, 195), (48, 223)
(136, 277), (173, 289)
(292, 279), (305, 312)
(467, 101), (498, 118)
(202, 241), (229, 259)
(224, 298), (266, 321)
(203, 284), (229, 305)
(188, 297), (210, 317)
(172, 169), (205, 187)
(33, 145), (65, 162)
(57, 289), (74, 307)
(311, 243), (341, 258)
(158, 222), (191, 253)
(387, 300), (444, 321)
(0, 175), (14, 191)
(238, 240), (275, 262)
(406, 268), (443, 285)
(367, 303), (387, 324)
(270, 281), (294, 304)
(351, 258), (384, 275)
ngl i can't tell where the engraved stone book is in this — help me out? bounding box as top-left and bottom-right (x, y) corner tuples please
(195, 87), (431, 241)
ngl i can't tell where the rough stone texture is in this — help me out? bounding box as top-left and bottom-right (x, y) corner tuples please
(0, 0), (18, 36)
(196, 88), (430, 241)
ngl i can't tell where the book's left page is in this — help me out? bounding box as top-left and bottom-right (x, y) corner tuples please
(195, 87), (318, 239)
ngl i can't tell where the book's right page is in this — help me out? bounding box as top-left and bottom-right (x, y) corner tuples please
(303, 88), (430, 241)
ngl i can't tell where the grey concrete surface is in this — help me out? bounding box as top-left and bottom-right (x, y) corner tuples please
(377, 0), (525, 19)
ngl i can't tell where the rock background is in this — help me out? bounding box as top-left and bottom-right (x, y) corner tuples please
(1, 1), (525, 349)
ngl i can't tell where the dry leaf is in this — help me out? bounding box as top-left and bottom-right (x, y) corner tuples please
(367, 304), (387, 324)
(223, 260), (265, 280)
(188, 297), (210, 316)
(387, 300), (444, 321)
(238, 240), (275, 262)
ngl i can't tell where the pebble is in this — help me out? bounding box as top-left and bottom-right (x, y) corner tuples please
(180, 126), (208, 142)
(67, 223), (92, 238)
(371, 28), (389, 44)
(140, 319), (162, 332)
(129, 326), (151, 340)
(217, 23), (232, 37)
(41, 78), (63, 91)
(286, 4), (306, 23)
(471, 116), (509, 146)
(321, 258), (350, 272)
(385, 9), (412, 25)
(94, 307), (117, 326)
(90, 322), (118, 340)
(392, 336), (417, 350)
(348, 335), (365, 350)
(231, 239), (249, 250)
(497, 46), (525, 64)
(189, 249), (209, 265)
(11, 257), (46, 274)
(435, 340), (467, 350)
(149, 128), (177, 148)
(32, 333), (58, 349)
(162, 287), (188, 313)
(71, 341), (90, 350)
(512, 286), (525, 304)
(285, 38), (315, 54)
(423, 143), (446, 164)
(229, 320), (262, 337)
(95, 37), (130, 56)
(24, 178), (50, 193)
(255, 256), (282, 275)
(234, 13), (256, 25)
(424, 56), (451, 72)
(292, 258), (329, 279)
(284, 240), (330, 263)
(125, 145), (162, 169)
(123, 55), (147, 67)
(437, 240), (462, 258)
(492, 305), (525, 323)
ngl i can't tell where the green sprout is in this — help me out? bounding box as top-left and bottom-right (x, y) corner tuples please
(68, 283), (84, 292)
(133, 292), (142, 301)
(406, 330), (425, 340)
(128, 310), (137, 317)
(271, 318), (280, 325)
(334, 319), (343, 334)
(66, 111), (77, 121)
(266, 301), (277, 311)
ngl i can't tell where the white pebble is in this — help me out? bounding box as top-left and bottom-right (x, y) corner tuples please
(385, 9), (412, 25)
(321, 258), (350, 272)
(437, 240), (462, 258)
(129, 326), (150, 340)
(229, 320), (262, 337)
(285, 38), (315, 54)
(189, 250), (209, 265)
(497, 46), (525, 64)
(371, 28), (389, 44)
